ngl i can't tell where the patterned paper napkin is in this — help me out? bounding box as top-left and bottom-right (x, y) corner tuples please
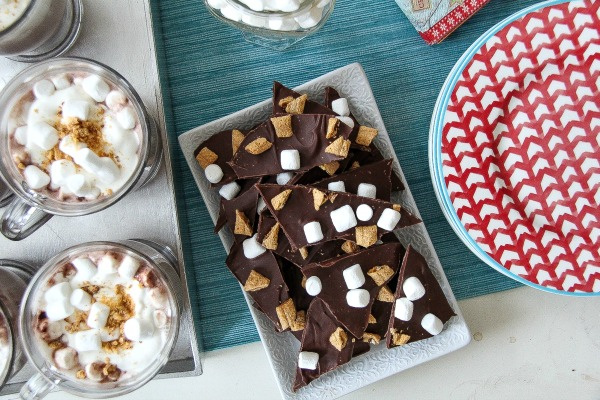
(395, 0), (490, 44)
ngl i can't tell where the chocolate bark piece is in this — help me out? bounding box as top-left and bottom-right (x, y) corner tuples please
(225, 242), (291, 331)
(302, 243), (404, 338)
(214, 178), (261, 234)
(273, 82), (335, 116)
(256, 184), (421, 251)
(194, 129), (245, 187)
(230, 114), (353, 179)
(312, 159), (394, 201)
(324, 86), (361, 143)
(345, 147), (405, 191)
(386, 245), (456, 348)
(220, 186), (260, 243)
(256, 213), (344, 268)
(280, 258), (313, 314)
(293, 298), (355, 391)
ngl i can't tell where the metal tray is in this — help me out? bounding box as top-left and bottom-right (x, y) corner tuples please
(0, 0), (201, 395)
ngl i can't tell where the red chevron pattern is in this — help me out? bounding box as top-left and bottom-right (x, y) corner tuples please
(441, 0), (600, 292)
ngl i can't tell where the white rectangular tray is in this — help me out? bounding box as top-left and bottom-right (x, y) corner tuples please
(179, 63), (470, 400)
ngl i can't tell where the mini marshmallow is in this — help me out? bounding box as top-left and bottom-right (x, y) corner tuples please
(72, 329), (101, 352)
(276, 172), (294, 185)
(97, 254), (119, 275)
(70, 289), (92, 311)
(46, 321), (63, 341)
(28, 122), (59, 150)
(206, 0), (227, 8)
(330, 205), (357, 232)
(146, 287), (168, 309)
(305, 276), (322, 296)
(45, 299), (75, 322)
(280, 149), (301, 170)
(49, 159), (76, 187)
(51, 74), (70, 90)
(87, 302), (110, 329)
(343, 264), (365, 289)
(421, 313), (443, 336)
(298, 351), (319, 370)
(376, 208), (401, 231)
(85, 363), (104, 382)
(403, 276), (425, 301)
(53, 347), (78, 370)
(33, 80), (55, 98)
(331, 98), (350, 117)
(118, 255), (140, 280)
(14, 126), (28, 145)
(82, 75), (110, 102)
(295, 6), (323, 29)
(62, 99), (91, 121)
(220, 4), (242, 21)
(153, 310), (168, 328)
(242, 234), (267, 259)
(267, 16), (298, 31)
(116, 107), (136, 130)
(279, 0), (301, 12)
(66, 174), (94, 197)
(124, 317), (155, 341)
(219, 181), (241, 200)
(74, 148), (120, 184)
(338, 116), (355, 129)
(356, 204), (373, 221)
(327, 181), (345, 192)
(23, 165), (50, 190)
(346, 288), (370, 308)
(205, 164), (224, 184)
(44, 282), (73, 303)
(303, 221), (324, 243)
(240, 0), (264, 10)
(71, 257), (97, 286)
(257, 197), (267, 212)
(105, 90), (127, 109)
(357, 183), (376, 199)
(59, 134), (87, 158)
(394, 297), (414, 321)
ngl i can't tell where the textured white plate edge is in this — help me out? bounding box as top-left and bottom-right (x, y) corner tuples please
(178, 63), (471, 400)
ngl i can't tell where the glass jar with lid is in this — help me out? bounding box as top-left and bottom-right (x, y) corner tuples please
(204, 0), (335, 50)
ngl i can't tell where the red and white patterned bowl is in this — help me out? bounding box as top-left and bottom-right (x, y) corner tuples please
(429, 0), (600, 295)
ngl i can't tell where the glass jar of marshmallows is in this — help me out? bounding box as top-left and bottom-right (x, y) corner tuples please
(204, 0), (335, 50)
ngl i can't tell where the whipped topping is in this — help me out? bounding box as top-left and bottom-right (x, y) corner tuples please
(9, 72), (142, 202)
(0, 0), (31, 31)
(34, 251), (172, 384)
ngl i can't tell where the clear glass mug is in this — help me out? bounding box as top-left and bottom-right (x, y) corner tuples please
(0, 58), (163, 241)
(0, 259), (35, 389)
(0, 0), (83, 62)
(19, 239), (182, 399)
(0, 178), (13, 207)
(204, 0), (336, 50)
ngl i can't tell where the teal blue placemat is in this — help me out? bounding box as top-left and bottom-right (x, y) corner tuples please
(151, 0), (540, 351)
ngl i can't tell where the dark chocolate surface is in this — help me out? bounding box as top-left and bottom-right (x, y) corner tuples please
(346, 147), (405, 192)
(293, 298), (354, 391)
(386, 245), (456, 347)
(280, 257), (313, 314)
(257, 184), (421, 251)
(302, 243), (404, 338)
(225, 242), (290, 331)
(324, 87), (361, 145)
(273, 82), (335, 116)
(230, 114), (353, 179)
(215, 178), (261, 233)
(312, 159), (393, 201)
(221, 186), (260, 243)
(195, 129), (243, 187)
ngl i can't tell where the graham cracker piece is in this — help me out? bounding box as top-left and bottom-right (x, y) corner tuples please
(276, 298), (297, 331)
(232, 129), (245, 155)
(278, 96), (294, 108)
(341, 240), (358, 254)
(245, 137), (272, 155)
(377, 286), (395, 303)
(299, 247), (309, 260)
(196, 147), (218, 169)
(301, 276), (307, 288)
(392, 204), (402, 212)
(271, 189), (292, 210)
(243, 270), (270, 292)
(271, 115), (294, 138)
(328, 193), (338, 203)
(367, 265), (395, 286)
(312, 188), (327, 211)
(325, 137), (351, 158)
(356, 225), (378, 248)
(326, 117), (340, 139)
(329, 327), (348, 351)
(319, 161), (340, 176)
(390, 328), (410, 346)
(262, 222), (280, 250)
(362, 332), (381, 345)
(368, 314), (377, 324)
(350, 161), (360, 170)
(356, 126), (378, 147)
(291, 310), (306, 331)
(285, 94), (307, 114)
(234, 210), (253, 236)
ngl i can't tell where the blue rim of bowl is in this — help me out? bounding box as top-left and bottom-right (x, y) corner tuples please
(429, 0), (598, 297)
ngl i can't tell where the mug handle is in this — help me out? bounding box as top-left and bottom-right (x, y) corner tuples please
(1, 196), (52, 241)
(19, 373), (56, 400)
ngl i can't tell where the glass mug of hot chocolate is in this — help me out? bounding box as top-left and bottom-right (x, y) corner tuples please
(0, 179), (12, 207)
(0, 0), (83, 62)
(19, 240), (181, 399)
(0, 259), (35, 390)
(0, 58), (162, 241)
